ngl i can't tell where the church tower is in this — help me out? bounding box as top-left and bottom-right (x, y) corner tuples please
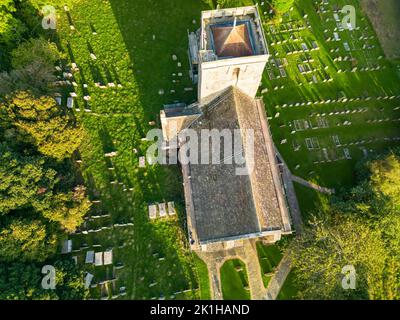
(197, 5), (269, 103)
(161, 5), (270, 145)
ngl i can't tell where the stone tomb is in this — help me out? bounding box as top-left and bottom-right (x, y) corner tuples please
(148, 204), (157, 220)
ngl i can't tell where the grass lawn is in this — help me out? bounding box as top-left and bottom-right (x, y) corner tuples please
(256, 242), (283, 288)
(193, 253), (211, 300)
(220, 259), (251, 300)
(277, 270), (299, 300)
(293, 182), (330, 221)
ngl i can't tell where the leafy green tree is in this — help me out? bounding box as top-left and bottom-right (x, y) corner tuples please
(11, 38), (65, 70)
(2, 91), (85, 160)
(53, 260), (89, 300)
(0, 38), (64, 95)
(290, 214), (396, 300)
(291, 152), (400, 300)
(333, 152), (400, 220)
(0, 143), (56, 215)
(270, 0), (295, 15)
(41, 186), (92, 233)
(379, 212), (400, 256)
(0, 0), (25, 45)
(0, 60), (57, 96)
(0, 143), (90, 233)
(0, 260), (89, 300)
(0, 218), (57, 262)
(0, 262), (55, 299)
(369, 153), (400, 210)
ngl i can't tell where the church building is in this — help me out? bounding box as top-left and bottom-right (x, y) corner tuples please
(160, 5), (292, 252)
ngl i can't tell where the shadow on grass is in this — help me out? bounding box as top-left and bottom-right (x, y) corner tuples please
(108, 0), (206, 121)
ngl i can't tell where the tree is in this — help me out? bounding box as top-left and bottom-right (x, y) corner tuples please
(0, 218), (57, 262)
(379, 212), (400, 256)
(2, 91), (85, 160)
(369, 153), (400, 211)
(0, 38), (64, 95)
(291, 151), (400, 300)
(0, 143), (56, 215)
(290, 214), (396, 300)
(333, 152), (400, 220)
(0, 262), (55, 299)
(53, 260), (89, 300)
(0, 62), (57, 96)
(0, 0), (25, 46)
(0, 260), (89, 300)
(41, 186), (92, 233)
(0, 143), (90, 233)
(11, 38), (65, 70)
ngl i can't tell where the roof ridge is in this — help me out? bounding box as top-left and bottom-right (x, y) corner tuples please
(225, 25), (243, 43)
(212, 23), (253, 57)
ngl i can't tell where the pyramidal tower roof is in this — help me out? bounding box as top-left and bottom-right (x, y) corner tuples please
(211, 22), (254, 58)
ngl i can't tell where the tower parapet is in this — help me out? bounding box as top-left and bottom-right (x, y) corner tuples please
(197, 5), (270, 102)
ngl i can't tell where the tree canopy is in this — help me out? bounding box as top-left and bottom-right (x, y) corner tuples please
(0, 218), (57, 262)
(270, 0), (295, 15)
(291, 151), (400, 300)
(0, 0), (90, 300)
(0, 143), (91, 232)
(0, 0), (25, 46)
(41, 186), (92, 232)
(0, 260), (89, 299)
(369, 153), (400, 210)
(0, 38), (65, 96)
(11, 38), (65, 70)
(0, 143), (56, 215)
(291, 215), (392, 299)
(2, 91), (85, 160)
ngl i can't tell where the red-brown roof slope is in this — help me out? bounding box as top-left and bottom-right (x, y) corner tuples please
(211, 23), (254, 57)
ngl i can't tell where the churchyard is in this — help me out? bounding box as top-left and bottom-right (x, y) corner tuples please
(55, 0), (209, 300)
(50, 0), (400, 300)
(258, 0), (400, 298)
(259, 0), (400, 189)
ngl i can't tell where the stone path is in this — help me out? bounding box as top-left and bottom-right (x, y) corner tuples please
(197, 239), (267, 300)
(264, 253), (292, 300)
(291, 175), (335, 195)
(198, 239), (295, 301)
(242, 240), (268, 300)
